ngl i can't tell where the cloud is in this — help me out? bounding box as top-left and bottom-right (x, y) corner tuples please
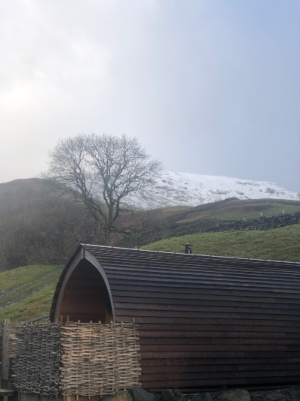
(0, 0), (299, 192)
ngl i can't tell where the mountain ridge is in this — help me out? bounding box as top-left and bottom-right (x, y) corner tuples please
(127, 170), (300, 209)
(1, 172), (299, 210)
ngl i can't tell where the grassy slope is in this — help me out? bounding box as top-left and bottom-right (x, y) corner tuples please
(118, 199), (300, 231)
(0, 264), (63, 324)
(143, 224), (300, 262)
(168, 199), (300, 223)
(1, 198), (300, 324)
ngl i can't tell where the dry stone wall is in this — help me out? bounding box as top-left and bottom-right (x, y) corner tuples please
(120, 212), (300, 248)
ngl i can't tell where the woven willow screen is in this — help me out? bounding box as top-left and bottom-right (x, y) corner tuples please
(11, 322), (141, 397)
(60, 322), (141, 397)
(12, 323), (61, 396)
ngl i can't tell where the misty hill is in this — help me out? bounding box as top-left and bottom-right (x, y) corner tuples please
(0, 264), (63, 324)
(1, 223), (300, 324)
(0, 176), (300, 270)
(127, 170), (300, 209)
(119, 197), (300, 249)
(0, 178), (99, 271)
(142, 224), (300, 263)
(162, 197), (300, 223)
(1, 171), (299, 211)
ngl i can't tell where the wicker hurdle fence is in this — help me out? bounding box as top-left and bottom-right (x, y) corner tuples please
(60, 322), (141, 397)
(2, 320), (141, 397)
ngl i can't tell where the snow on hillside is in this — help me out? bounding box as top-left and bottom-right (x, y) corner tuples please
(127, 170), (300, 209)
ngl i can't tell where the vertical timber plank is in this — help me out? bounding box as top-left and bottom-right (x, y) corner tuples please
(2, 319), (10, 381)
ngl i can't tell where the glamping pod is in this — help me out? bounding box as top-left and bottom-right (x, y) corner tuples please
(50, 244), (300, 389)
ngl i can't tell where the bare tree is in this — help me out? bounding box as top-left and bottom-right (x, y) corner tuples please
(46, 134), (162, 242)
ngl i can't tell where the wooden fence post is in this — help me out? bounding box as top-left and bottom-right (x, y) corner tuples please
(2, 319), (11, 381)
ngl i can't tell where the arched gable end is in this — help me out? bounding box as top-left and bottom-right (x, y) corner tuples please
(51, 248), (115, 323)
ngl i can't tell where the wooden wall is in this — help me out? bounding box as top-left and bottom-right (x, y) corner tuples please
(51, 245), (300, 390)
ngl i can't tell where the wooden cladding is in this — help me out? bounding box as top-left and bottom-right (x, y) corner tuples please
(51, 245), (300, 389)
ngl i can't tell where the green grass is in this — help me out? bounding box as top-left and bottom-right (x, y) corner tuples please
(176, 199), (300, 223)
(0, 264), (63, 324)
(161, 206), (191, 213)
(0, 270), (62, 308)
(0, 264), (62, 291)
(142, 224), (300, 262)
(1, 221), (300, 324)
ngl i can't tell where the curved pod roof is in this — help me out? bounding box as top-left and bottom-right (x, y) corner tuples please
(51, 244), (300, 390)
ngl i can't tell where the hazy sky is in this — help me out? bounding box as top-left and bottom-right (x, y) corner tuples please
(1, 0), (299, 192)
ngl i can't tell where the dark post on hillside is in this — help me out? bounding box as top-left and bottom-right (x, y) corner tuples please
(184, 243), (192, 254)
(1, 319), (10, 384)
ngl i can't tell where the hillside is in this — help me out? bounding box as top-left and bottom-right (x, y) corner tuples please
(142, 224), (300, 263)
(1, 194), (300, 323)
(119, 197), (300, 248)
(127, 170), (300, 208)
(0, 264), (63, 324)
(0, 178), (102, 271)
(1, 171), (299, 212)
(1, 222), (300, 324)
(159, 197), (300, 223)
(0, 177), (300, 271)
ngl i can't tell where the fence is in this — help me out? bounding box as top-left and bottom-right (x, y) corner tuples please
(13, 323), (61, 396)
(60, 322), (141, 397)
(2, 320), (141, 397)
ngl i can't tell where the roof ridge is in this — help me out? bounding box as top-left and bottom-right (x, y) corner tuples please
(81, 243), (300, 266)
